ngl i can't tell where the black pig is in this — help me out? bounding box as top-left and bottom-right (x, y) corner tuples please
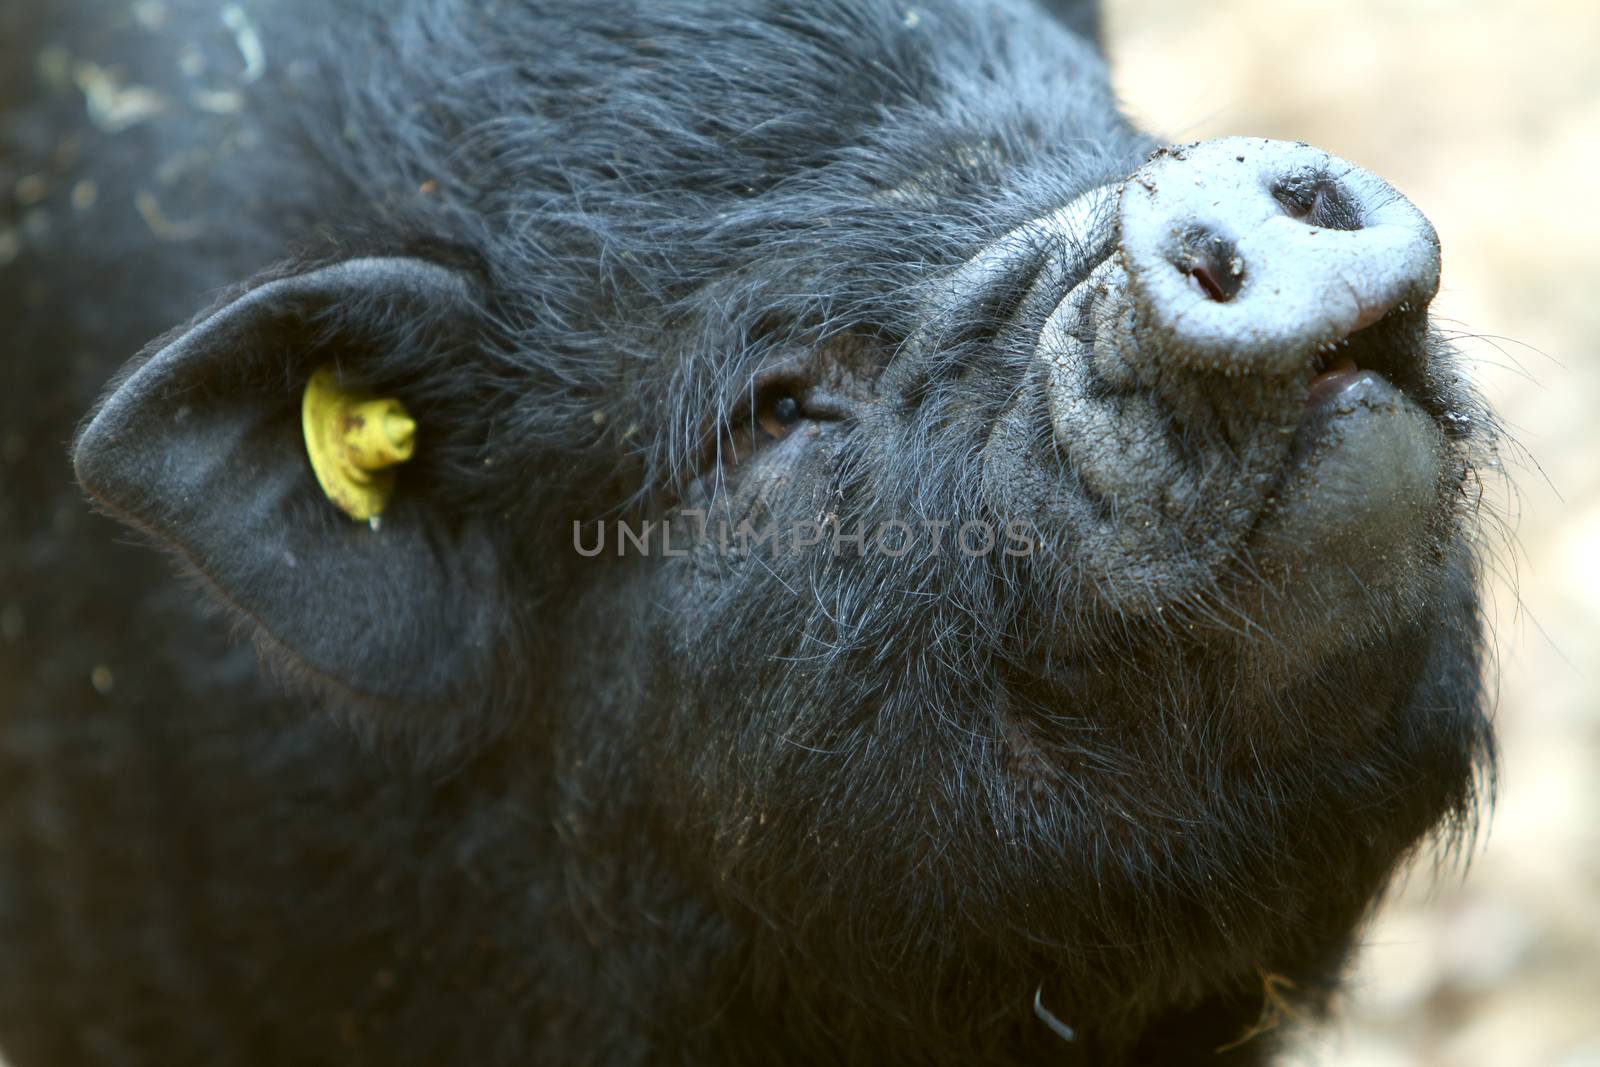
(0, 0), (1496, 1063)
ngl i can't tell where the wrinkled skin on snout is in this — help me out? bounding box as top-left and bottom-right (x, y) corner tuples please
(1, 0), (1495, 1064)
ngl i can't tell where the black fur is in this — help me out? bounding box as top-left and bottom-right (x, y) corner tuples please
(0, 1), (1495, 1064)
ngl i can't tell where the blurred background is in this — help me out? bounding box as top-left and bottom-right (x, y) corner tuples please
(1102, 1), (1600, 1063)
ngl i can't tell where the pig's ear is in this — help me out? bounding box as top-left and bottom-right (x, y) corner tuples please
(74, 257), (509, 715)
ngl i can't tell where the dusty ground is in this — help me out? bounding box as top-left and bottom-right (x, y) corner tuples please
(1103, 1), (1600, 1063)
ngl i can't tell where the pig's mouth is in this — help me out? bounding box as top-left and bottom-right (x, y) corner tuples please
(1306, 350), (1364, 406)
(1295, 301), (1439, 436)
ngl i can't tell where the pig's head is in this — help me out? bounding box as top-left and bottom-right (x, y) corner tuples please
(72, 0), (1495, 1059)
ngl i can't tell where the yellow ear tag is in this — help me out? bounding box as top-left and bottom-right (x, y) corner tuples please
(301, 365), (417, 522)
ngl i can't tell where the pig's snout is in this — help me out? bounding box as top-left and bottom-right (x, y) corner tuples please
(1117, 137), (1440, 375)
(1024, 137), (1454, 617)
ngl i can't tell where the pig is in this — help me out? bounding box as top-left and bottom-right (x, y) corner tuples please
(0, 0), (1497, 1063)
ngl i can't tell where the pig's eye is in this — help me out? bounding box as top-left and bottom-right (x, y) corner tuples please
(714, 369), (848, 471)
(757, 391), (806, 440)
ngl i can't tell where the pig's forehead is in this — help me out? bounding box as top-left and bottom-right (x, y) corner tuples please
(482, 0), (1110, 169)
(460, 9), (1120, 371)
(462, 0), (1124, 257)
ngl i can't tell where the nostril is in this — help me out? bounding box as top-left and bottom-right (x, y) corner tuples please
(1271, 173), (1364, 232)
(1187, 261), (1228, 302)
(1171, 228), (1244, 303)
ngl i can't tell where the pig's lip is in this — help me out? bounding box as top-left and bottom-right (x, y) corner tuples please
(1294, 332), (1426, 448)
(1292, 301), (1447, 448)
(1292, 365), (1407, 457)
(1250, 359), (1448, 565)
(1306, 354), (1363, 407)
(1219, 326), (1453, 570)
